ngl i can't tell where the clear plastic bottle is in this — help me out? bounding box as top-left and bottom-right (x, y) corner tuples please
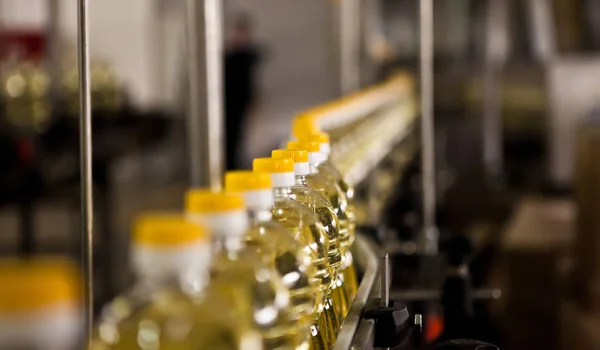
(252, 157), (339, 349)
(0, 257), (82, 350)
(270, 149), (349, 323)
(185, 190), (299, 350)
(91, 213), (259, 350)
(290, 138), (359, 302)
(224, 170), (315, 350)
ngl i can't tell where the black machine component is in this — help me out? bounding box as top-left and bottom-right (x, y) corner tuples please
(364, 299), (412, 348)
(432, 339), (499, 350)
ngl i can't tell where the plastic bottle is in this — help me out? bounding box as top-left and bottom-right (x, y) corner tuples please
(185, 190), (299, 350)
(91, 213), (259, 350)
(270, 149), (349, 323)
(289, 139), (358, 302)
(253, 157), (340, 349)
(224, 170), (315, 349)
(0, 257), (82, 350)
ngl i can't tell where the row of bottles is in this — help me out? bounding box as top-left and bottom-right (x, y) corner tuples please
(0, 115), (358, 350)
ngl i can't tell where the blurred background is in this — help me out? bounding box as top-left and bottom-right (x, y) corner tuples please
(2, 0), (600, 348)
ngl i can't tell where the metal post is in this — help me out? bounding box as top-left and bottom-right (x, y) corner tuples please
(76, 0), (94, 344)
(419, 0), (438, 255)
(339, 0), (361, 95)
(483, 0), (508, 184)
(380, 253), (389, 307)
(185, 0), (224, 190)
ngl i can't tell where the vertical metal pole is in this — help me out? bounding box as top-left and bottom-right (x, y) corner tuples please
(185, 0), (224, 190)
(419, 0), (438, 255)
(339, 0), (361, 95)
(77, 0), (94, 344)
(381, 253), (390, 350)
(483, 0), (508, 184)
(380, 253), (389, 307)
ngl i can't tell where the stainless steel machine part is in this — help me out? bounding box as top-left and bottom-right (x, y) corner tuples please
(185, 0), (224, 190)
(76, 0), (94, 343)
(419, 0), (439, 255)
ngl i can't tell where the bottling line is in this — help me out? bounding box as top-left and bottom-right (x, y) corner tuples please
(18, 0), (600, 349)
(58, 0), (502, 348)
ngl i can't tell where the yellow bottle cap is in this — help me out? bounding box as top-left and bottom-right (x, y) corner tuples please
(292, 115), (321, 138)
(298, 132), (330, 144)
(185, 189), (245, 213)
(287, 140), (321, 153)
(253, 157), (294, 173)
(133, 213), (208, 246)
(272, 149), (309, 163)
(0, 258), (82, 313)
(225, 171), (272, 192)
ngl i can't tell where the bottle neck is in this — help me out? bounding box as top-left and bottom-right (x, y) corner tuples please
(295, 174), (309, 187)
(273, 186), (293, 199)
(308, 152), (325, 168)
(248, 207), (273, 223)
(188, 211), (249, 254)
(214, 235), (245, 254)
(133, 242), (211, 296)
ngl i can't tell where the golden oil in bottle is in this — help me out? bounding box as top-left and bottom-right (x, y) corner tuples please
(186, 190), (300, 350)
(225, 171), (316, 349)
(270, 150), (349, 326)
(276, 146), (352, 320)
(292, 135), (359, 302)
(254, 157), (341, 349)
(91, 214), (261, 350)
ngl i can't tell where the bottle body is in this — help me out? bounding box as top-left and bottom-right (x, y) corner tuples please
(211, 241), (300, 350)
(299, 172), (352, 318)
(244, 217), (315, 349)
(281, 183), (348, 332)
(315, 161), (359, 302)
(271, 195), (339, 348)
(91, 281), (257, 350)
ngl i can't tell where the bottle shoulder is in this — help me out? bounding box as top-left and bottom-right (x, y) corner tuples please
(287, 185), (332, 210)
(245, 221), (301, 253)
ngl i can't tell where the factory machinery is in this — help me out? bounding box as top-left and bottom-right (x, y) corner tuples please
(46, 0), (504, 349)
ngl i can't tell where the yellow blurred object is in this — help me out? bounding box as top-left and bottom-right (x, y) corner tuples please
(253, 157), (295, 173)
(133, 213), (208, 246)
(272, 149), (309, 163)
(185, 189), (245, 213)
(0, 257), (81, 313)
(298, 132), (330, 144)
(224, 171), (272, 192)
(287, 140), (321, 153)
(293, 115), (321, 138)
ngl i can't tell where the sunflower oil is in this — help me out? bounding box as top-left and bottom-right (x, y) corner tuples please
(225, 170), (316, 349)
(291, 136), (359, 302)
(270, 149), (349, 324)
(90, 213), (260, 350)
(253, 157), (342, 348)
(185, 190), (300, 350)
